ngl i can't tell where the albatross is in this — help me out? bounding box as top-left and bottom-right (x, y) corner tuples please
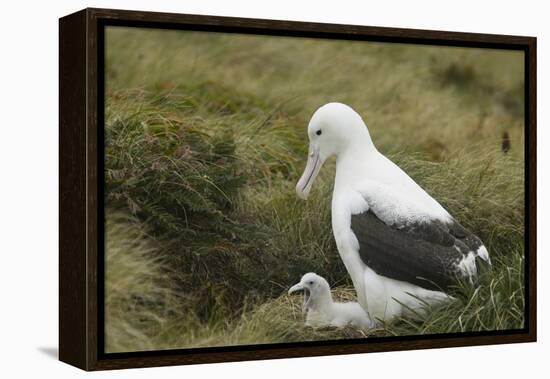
(296, 103), (491, 323)
(288, 272), (374, 329)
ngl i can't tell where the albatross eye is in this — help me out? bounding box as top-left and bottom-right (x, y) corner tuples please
(316, 130), (322, 136)
(308, 280), (314, 285)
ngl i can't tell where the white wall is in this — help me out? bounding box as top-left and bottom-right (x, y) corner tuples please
(0, 0), (547, 377)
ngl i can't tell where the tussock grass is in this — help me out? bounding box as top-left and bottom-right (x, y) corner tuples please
(104, 27), (525, 352)
(105, 214), (177, 352)
(385, 251), (524, 335)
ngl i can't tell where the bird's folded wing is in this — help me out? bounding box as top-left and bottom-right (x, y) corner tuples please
(350, 210), (487, 291)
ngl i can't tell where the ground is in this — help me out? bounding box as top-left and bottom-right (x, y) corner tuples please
(103, 26), (525, 353)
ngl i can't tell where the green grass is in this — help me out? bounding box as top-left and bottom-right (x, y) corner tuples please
(104, 27), (525, 352)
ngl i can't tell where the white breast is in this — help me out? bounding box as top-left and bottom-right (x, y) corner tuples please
(305, 302), (373, 329)
(332, 302), (374, 328)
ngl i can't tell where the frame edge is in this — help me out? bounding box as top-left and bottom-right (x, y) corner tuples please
(59, 9), (89, 371)
(527, 37), (537, 342)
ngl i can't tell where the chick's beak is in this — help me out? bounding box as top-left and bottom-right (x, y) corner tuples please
(288, 282), (305, 295)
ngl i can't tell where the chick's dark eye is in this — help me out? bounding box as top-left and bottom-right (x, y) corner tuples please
(316, 130), (322, 136)
(308, 281), (314, 285)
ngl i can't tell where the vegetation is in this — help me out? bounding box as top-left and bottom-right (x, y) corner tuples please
(104, 27), (525, 352)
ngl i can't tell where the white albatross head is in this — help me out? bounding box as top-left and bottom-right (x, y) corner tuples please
(288, 272), (332, 313)
(296, 103), (374, 200)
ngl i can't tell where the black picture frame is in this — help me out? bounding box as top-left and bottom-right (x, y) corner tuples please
(59, 7), (537, 371)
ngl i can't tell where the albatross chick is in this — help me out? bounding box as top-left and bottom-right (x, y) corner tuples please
(288, 272), (374, 329)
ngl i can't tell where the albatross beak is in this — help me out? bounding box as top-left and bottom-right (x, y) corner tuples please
(296, 144), (322, 200)
(288, 283), (310, 314)
(288, 283), (305, 295)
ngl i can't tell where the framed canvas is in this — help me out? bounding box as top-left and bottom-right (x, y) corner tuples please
(59, 8), (537, 371)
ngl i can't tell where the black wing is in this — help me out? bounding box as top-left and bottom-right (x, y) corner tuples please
(351, 210), (487, 291)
